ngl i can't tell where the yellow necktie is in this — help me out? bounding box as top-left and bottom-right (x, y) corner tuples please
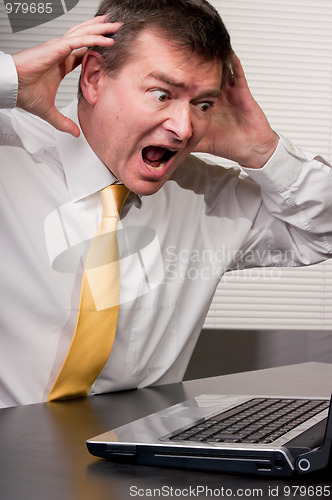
(48, 185), (130, 401)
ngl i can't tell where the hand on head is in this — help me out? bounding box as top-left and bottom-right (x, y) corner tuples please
(12, 15), (122, 137)
(194, 54), (279, 168)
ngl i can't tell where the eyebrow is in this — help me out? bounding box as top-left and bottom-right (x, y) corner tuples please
(147, 72), (222, 98)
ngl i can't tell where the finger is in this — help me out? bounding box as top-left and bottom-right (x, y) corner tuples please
(64, 14), (112, 36)
(65, 34), (116, 50)
(66, 20), (123, 39)
(61, 23), (122, 51)
(56, 21), (122, 60)
(230, 53), (248, 85)
(65, 48), (88, 73)
(232, 53), (244, 74)
(46, 107), (81, 137)
(221, 56), (234, 88)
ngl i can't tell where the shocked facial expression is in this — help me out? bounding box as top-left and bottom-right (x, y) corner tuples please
(83, 29), (223, 196)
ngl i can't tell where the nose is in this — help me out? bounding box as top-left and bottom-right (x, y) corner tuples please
(163, 102), (193, 142)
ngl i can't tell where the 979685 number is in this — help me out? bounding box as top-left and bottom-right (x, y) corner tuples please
(5, 2), (53, 14)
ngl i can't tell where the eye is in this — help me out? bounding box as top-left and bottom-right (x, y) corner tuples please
(197, 102), (213, 112)
(151, 89), (170, 102)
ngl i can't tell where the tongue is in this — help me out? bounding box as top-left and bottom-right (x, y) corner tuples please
(143, 146), (167, 163)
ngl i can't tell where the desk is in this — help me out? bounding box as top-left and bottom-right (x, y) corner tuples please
(1, 362), (332, 500)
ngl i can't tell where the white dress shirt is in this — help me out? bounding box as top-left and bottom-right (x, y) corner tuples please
(1, 54), (332, 407)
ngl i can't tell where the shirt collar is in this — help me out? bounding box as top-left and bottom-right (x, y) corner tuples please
(54, 99), (117, 202)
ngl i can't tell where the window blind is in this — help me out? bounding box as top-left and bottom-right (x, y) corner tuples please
(204, 0), (332, 330)
(1, 0), (331, 330)
(204, 261), (332, 329)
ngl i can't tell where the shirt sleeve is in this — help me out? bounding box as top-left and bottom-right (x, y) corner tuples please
(204, 134), (332, 271)
(241, 135), (332, 266)
(241, 133), (331, 192)
(0, 53), (18, 109)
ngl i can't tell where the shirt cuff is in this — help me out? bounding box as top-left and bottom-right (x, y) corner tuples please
(0, 53), (18, 109)
(241, 133), (308, 193)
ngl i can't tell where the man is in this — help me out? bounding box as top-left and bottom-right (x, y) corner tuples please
(1, 0), (331, 407)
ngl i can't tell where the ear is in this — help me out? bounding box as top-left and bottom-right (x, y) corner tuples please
(80, 51), (107, 105)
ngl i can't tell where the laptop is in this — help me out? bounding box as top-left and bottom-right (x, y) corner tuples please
(86, 392), (332, 476)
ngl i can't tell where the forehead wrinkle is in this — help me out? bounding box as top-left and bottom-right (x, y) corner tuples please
(148, 72), (186, 89)
(147, 72), (222, 98)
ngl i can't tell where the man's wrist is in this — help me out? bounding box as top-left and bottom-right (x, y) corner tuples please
(238, 131), (280, 169)
(241, 134), (306, 193)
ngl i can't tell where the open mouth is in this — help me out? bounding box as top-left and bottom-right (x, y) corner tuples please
(142, 146), (176, 171)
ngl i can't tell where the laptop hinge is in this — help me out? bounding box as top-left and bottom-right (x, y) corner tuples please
(295, 394), (332, 474)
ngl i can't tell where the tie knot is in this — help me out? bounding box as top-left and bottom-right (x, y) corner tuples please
(101, 185), (131, 218)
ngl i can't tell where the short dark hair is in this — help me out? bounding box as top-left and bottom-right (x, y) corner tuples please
(78, 0), (233, 98)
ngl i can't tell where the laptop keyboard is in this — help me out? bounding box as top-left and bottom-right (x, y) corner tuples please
(169, 398), (329, 444)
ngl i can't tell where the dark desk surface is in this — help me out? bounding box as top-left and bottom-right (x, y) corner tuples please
(1, 362), (332, 500)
